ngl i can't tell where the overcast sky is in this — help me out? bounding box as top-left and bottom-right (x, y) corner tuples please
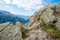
(0, 0), (60, 16)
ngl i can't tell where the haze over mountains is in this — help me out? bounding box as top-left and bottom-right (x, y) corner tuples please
(0, 10), (29, 24)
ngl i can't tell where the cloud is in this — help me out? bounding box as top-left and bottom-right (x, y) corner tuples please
(12, 0), (44, 10)
(3, 0), (11, 4)
(2, 0), (45, 10)
(0, 4), (17, 14)
(2, 0), (53, 10)
(2, 0), (54, 10)
(0, 0), (54, 16)
(0, 4), (33, 16)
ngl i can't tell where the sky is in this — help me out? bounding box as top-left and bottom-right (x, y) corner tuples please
(0, 0), (60, 16)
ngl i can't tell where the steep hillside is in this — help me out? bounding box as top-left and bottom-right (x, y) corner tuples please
(25, 3), (60, 40)
(0, 3), (60, 40)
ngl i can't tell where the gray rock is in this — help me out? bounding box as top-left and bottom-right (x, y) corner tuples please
(0, 22), (22, 40)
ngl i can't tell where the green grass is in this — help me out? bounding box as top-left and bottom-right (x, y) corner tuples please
(41, 23), (60, 40)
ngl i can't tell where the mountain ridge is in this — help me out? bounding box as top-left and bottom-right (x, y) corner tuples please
(0, 10), (29, 24)
(0, 2), (60, 40)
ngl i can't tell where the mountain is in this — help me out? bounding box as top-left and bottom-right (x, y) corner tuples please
(0, 10), (29, 24)
(0, 2), (60, 40)
(24, 3), (60, 40)
(16, 15), (30, 24)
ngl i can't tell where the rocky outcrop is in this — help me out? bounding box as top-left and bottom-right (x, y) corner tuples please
(0, 22), (23, 40)
(0, 3), (60, 40)
(25, 3), (60, 40)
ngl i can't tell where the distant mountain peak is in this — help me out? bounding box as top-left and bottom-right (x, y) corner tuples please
(0, 10), (29, 24)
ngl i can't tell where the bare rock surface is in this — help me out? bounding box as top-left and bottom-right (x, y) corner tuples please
(0, 3), (60, 40)
(0, 22), (23, 40)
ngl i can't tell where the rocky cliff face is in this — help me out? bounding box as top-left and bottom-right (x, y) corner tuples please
(0, 3), (60, 40)
(25, 3), (60, 40)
